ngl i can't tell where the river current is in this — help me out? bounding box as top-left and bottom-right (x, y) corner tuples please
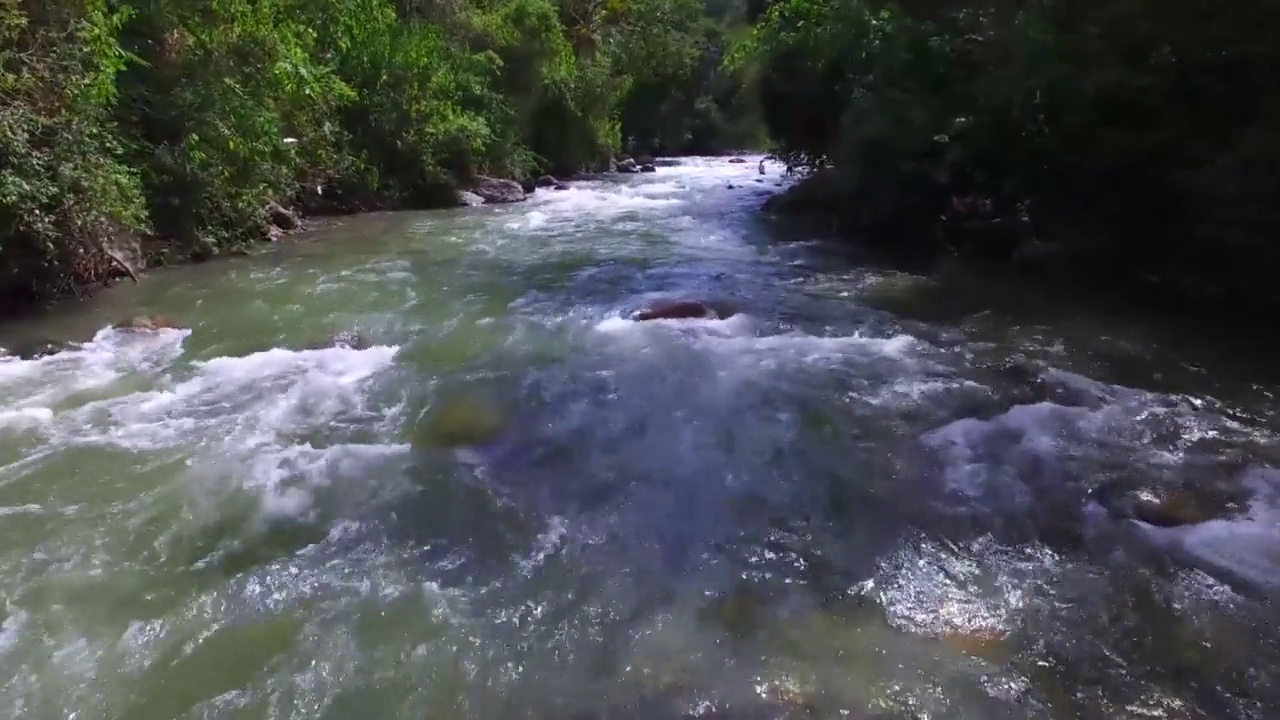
(0, 157), (1277, 719)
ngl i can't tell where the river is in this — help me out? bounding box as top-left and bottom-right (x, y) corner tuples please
(1, 157), (1277, 719)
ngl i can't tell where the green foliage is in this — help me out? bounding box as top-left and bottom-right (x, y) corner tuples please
(0, 0), (147, 301)
(745, 0), (1280, 272)
(618, 0), (769, 154)
(2, 0), (760, 305)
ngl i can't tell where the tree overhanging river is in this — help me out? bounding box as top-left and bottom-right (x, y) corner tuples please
(1, 157), (1277, 719)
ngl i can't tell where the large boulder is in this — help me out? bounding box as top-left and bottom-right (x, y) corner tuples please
(535, 174), (558, 188)
(639, 163), (657, 173)
(470, 176), (527, 204)
(265, 201), (300, 231)
(761, 167), (840, 215)
(456, 190), (485, 206)
(616, 158), (639, 174)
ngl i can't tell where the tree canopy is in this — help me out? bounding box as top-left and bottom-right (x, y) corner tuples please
(0, 0), (765, 304)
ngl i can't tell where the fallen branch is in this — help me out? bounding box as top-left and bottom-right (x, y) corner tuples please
(102, 246), (139, 283)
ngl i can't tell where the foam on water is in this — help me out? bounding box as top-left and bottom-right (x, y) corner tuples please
(0, 327), (189, 411)
(0, 324), (405, 531)
(2, 155), (1276, 718)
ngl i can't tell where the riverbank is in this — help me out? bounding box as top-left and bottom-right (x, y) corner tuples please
(2, 0), (769, 319)
(1, 146), (736, 326)
(0, 167), (602, 325)
(761, 167), (1280, 324)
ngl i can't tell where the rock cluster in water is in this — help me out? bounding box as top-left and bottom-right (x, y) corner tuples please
(456, 153), (669, 206)
(615, 154), (657, 174)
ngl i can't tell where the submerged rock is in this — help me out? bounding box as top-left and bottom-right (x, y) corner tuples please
(414, 394), (508, 449)
(630, 298), (737, 322)
(113, 315), (183, 331)
(640, 163), (657, 173)
(728, 157), (748, 164)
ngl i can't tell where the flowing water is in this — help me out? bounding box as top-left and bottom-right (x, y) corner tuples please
(1, 157), (1279, 720)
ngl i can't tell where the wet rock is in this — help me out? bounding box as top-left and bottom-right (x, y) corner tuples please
(306, 329), (370, 351)
(728, 157), (748, 164)
(470, 176), (527, 204)
(113, 315), (183, 331)
(535, 174), (558, 188)
(1091, 472), (1251, 529)
(630, 298), (737, 322)
(265, 201), (299, 231)
(456, 190), (485, 206)
(636, 154), (655, 165)
(762, 168), (839, 216)
(640, 163), (657, 173)
(617, 158), (640, 174)
(1132, 487), (1249, 528)
(519, 176), (537, 193)
(553, 183), (570, 191)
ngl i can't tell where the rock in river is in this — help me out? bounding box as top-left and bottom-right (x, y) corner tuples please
(6, 340), (79, 360)
(470, 176), (527, 204)
(630, 298), (737, 322)
(113, 315), (184, 331)
(306, 329), (370, 351)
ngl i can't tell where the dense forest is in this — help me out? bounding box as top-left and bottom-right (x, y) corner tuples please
(747, 0), (1280, 311)
(4, 0), (1280, 311)
(0, 0), (766, 305)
